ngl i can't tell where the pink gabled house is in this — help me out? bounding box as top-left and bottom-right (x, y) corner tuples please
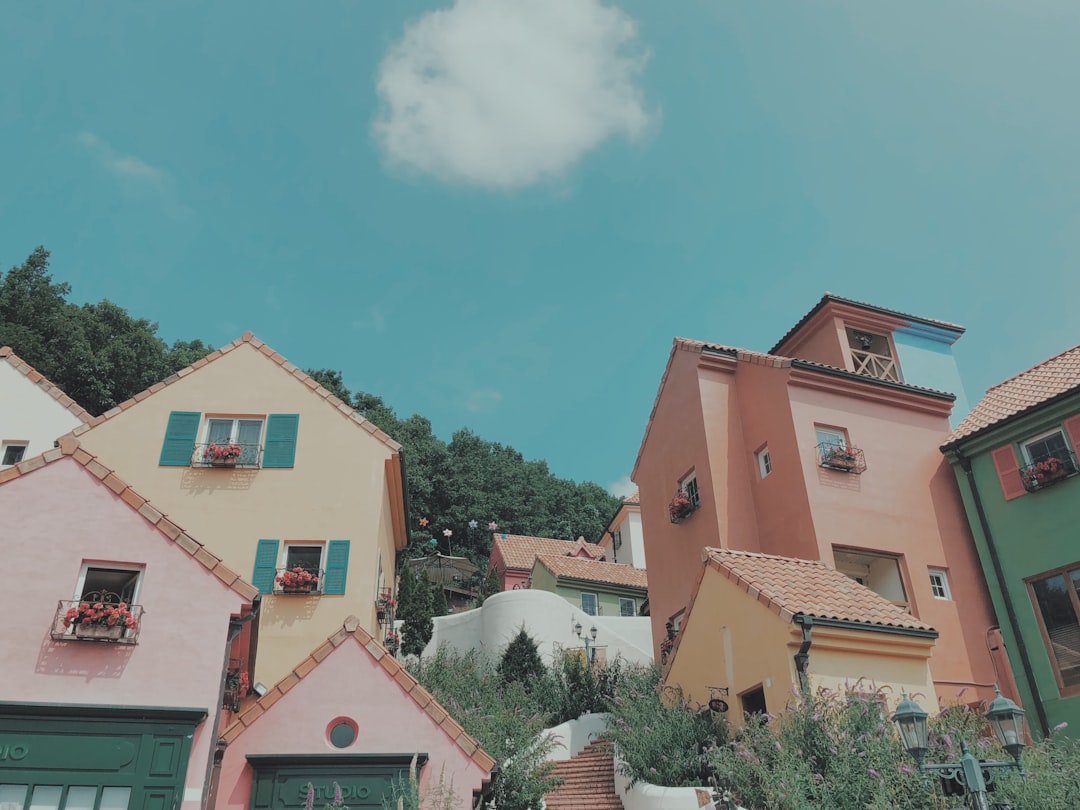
(0, 437), (256, 810)
(214, 617), (495, 810)
(487, 533), (605, 591)
(633, 295), (1018, 710)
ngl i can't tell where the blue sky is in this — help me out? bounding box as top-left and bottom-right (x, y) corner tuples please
(3, 1), (1079, 495)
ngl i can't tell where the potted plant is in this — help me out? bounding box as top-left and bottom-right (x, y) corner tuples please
(668, 489), (696, 523)
(203, 441), (243, 467)
(376, 591), (397, 619)
(276, 567), (319, 593)
(822, 445), (857, 470)
(1024, 456), (1070, 490)
(63, 600), (138, 640)
(384, 631), (401, 653)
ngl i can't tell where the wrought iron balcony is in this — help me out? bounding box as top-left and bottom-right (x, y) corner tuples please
(223, 657), (247, 712)
(51, 591), (143, 644)
(273, 566), (323, 594)
(1021, 452), (1078, 493)
(668, 489), (699, 524)
(818, 443), (867, 474)
(192, 442), (262, 469)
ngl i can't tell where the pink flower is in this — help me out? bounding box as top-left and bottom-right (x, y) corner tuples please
(488, 521), (498, 531)
(443, 528), (453, 537)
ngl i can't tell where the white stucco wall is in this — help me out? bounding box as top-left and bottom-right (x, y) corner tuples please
(0, 362), (85, 466)
(422, 589), (653, 665)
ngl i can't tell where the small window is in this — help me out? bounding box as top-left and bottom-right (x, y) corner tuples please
(681, 472), (700, 508)
(580, 592), (598, 616)
(815, 426), (847, 451)
(929, 570), (951, 600)
(834, 548), (908, 608)
(277, 543), (324, 593)
(1, 442), (27, 466)
(619, 597), (636, 617)
(79, 564), (143, 603)
(740, 685), (768, 717)
(202, 417), (264, 467)
(1023, 429), (1073, 466)
(756, 446), (772, 479)
(612, 530), (622, 550)
(671, 609), (686, 632)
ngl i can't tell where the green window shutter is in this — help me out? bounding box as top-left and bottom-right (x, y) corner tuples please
(323, 540), (350, 595)
(159, 411), (201, 467)
(262, 414), (299, 468)
(252, 539), (280, 594)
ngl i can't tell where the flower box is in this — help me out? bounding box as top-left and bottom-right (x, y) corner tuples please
(1021, 455), (1077, 493)
(75, 624), (125, 640)
(668, 489), (698, 524)
(818, 443), (867, 474)
(275, 566), (320, 594)
(53, 595), (142, 644)
(210, 457), (239, 468)
(201, 442), (243, 467)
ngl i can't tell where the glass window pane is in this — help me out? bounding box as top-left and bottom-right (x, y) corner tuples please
(237, 420), (263, 465)
(816, 428), (846, 449)
(99, 789), (130, 810)
(1033, 574), (1080, 688)
(581, 593), (597, 616)
(0, 785), (28, 810)
(207, 419), (233, 444)
(62, 788), (97, 810)
(29, 787), (62, 810)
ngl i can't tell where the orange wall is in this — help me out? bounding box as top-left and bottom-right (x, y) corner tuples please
(774, 313), (849, 369)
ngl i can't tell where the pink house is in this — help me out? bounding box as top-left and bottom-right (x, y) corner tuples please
(0, 438), (256, 810)
(488, 533), (606, 591)
(633, 295), (1017, 708)
(214, 617), (495, 810)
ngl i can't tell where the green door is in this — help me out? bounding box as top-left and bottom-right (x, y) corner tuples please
(248, 755), (428, 810)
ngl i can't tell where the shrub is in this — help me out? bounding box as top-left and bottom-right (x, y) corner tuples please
(544, 650), (624, 725)
(602, 665), (727, 787)
(498, 628), (545, 685)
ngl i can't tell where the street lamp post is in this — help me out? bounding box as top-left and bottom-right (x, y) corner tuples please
(573, 621), (598, 671)
(892, 686), (1026, 810)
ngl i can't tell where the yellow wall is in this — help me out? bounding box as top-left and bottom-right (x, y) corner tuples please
(76, 343), (400, 685)
(665, 566), (938, 723)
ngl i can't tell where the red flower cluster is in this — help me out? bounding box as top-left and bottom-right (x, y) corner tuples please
(384, 631), (401, 649)
(1026, 456), (1067, 487)
(204, 442), (242, 460)
(63, 601), (138, 629)
(668, 489), (695, 521)
(277, 567), (318, 589)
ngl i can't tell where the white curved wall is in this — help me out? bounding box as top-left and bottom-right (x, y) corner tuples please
(422, 589), (653, 665)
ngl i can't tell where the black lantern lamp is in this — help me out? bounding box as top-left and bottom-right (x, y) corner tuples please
(891, 689), (930, 768)
(985, 685), (1026, 770)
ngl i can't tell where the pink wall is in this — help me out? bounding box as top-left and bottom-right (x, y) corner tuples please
(217, 640), (489, 810)
(0, 458), (247, 810)
(774, 311), (849, 369)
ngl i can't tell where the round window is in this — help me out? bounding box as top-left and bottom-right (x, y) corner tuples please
(328, 718), (357, 748)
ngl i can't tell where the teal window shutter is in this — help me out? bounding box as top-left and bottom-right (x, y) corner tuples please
(159, 411), (201, 467)
(252, 539), (280, 594)
(263, 414), (299, 468)
(323, 540), (350, 595)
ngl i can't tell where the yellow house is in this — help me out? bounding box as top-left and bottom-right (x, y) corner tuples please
(665, 547), (939, 722)
(71, 333), (408, 686)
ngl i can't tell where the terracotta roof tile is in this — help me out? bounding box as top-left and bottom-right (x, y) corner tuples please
(0, 346), (92, 424)
(220, 616), (497, 773)
(533, 554), (648, 590)
(491, 534), (605, 571)
(0, 439), (258, 604)
(67, 333), (401, 453)
(623, 490), (640, 505)
(704, 548), (934, 632)
(946, 344), (1080, 444)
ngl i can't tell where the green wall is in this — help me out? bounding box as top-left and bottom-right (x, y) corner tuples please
(530, 565), (644, 616)
(948, 394), (1080, 738)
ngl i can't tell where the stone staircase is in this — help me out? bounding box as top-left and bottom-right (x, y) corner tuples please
(544, 740), (624, 810)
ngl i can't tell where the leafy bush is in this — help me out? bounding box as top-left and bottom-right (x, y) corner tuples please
(602, 665), (727, 787)
(498, 628), (545, 685)
(543, 650), (625, 725)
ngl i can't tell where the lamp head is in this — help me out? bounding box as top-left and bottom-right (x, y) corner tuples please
(891, 689), (929, 766)
(986, 684), (1026, 762)
(590, 626), (598, 641)
(574, 621), (582, 638)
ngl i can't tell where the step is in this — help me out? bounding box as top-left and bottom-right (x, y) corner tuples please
(544, 741), (624, 810)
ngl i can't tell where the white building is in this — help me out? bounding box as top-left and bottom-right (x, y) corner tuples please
(0, 347), (89, 467)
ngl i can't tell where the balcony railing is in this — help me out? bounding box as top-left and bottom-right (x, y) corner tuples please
(50, 592), (143, 645)
(1021, 452), (1078, 493)
(273, 567), (323, 594)
(192, 442), (262, 469)
(223, 657), (247, 712)
(818, 443), (867, 474)
(850, 348), (901, 382)
(668, 489), (700, 524)
(376, 589), (396, 620)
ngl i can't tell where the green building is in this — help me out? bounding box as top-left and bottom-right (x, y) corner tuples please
(942, 344), (1080, 738)
(530, 554), (648, 618)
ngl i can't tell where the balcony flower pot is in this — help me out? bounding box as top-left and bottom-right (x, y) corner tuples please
(822, 448), (857, 471)
(63, 599), (138, 640)
(668, 489), (697, 524)
(276, 567), (318, 593)
(1024, 457), (1072, 491)
(75, 624), (125, 640)
(203, 442), (243, 467)
(385, 632), (401, 653)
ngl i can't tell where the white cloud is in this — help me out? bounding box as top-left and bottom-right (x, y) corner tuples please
(373, 0), (654, 189)
(466, 388), (503, 413)
(607, 475), (636, 498)
(78, 132), (163, 182)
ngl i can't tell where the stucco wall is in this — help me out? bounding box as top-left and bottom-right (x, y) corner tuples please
(75, 343), (400, 685)
(1, 458), (247, 810)
(422, 590), (653, 665)
(892, 325), (970, 425)
(218, 640), (489, 810)
(0, 361), (85, 465)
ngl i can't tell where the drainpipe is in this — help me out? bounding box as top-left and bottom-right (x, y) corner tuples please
(957, 452), (1049, 737)
(793, 616), (813, 696)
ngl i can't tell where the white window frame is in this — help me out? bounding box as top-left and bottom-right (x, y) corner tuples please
(74, 562), (145, 604)
(201, 416), (265, 466)
(283, 541), (326, 572)
(580, 592), (599, 616)
(681, 471), (701, 508)
(1, 441), (28, 466)
(815, 426), (847, 450)
(1021, 428), (1072, 465)
(671, 609), (686, 632)
(756, 446), (772, 479)
(929, 569), (951, 600)
(619, 597), (636, 617)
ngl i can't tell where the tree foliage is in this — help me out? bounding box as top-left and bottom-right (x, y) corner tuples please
(397, 564), (434, 656)
(498, 628), (545, 685)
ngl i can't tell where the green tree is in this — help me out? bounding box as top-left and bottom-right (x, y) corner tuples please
(498, 627), (546, 685)
(430, 578), (448, 618)
(483, 565), (501, 604)
(398, 565), (434, 656)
